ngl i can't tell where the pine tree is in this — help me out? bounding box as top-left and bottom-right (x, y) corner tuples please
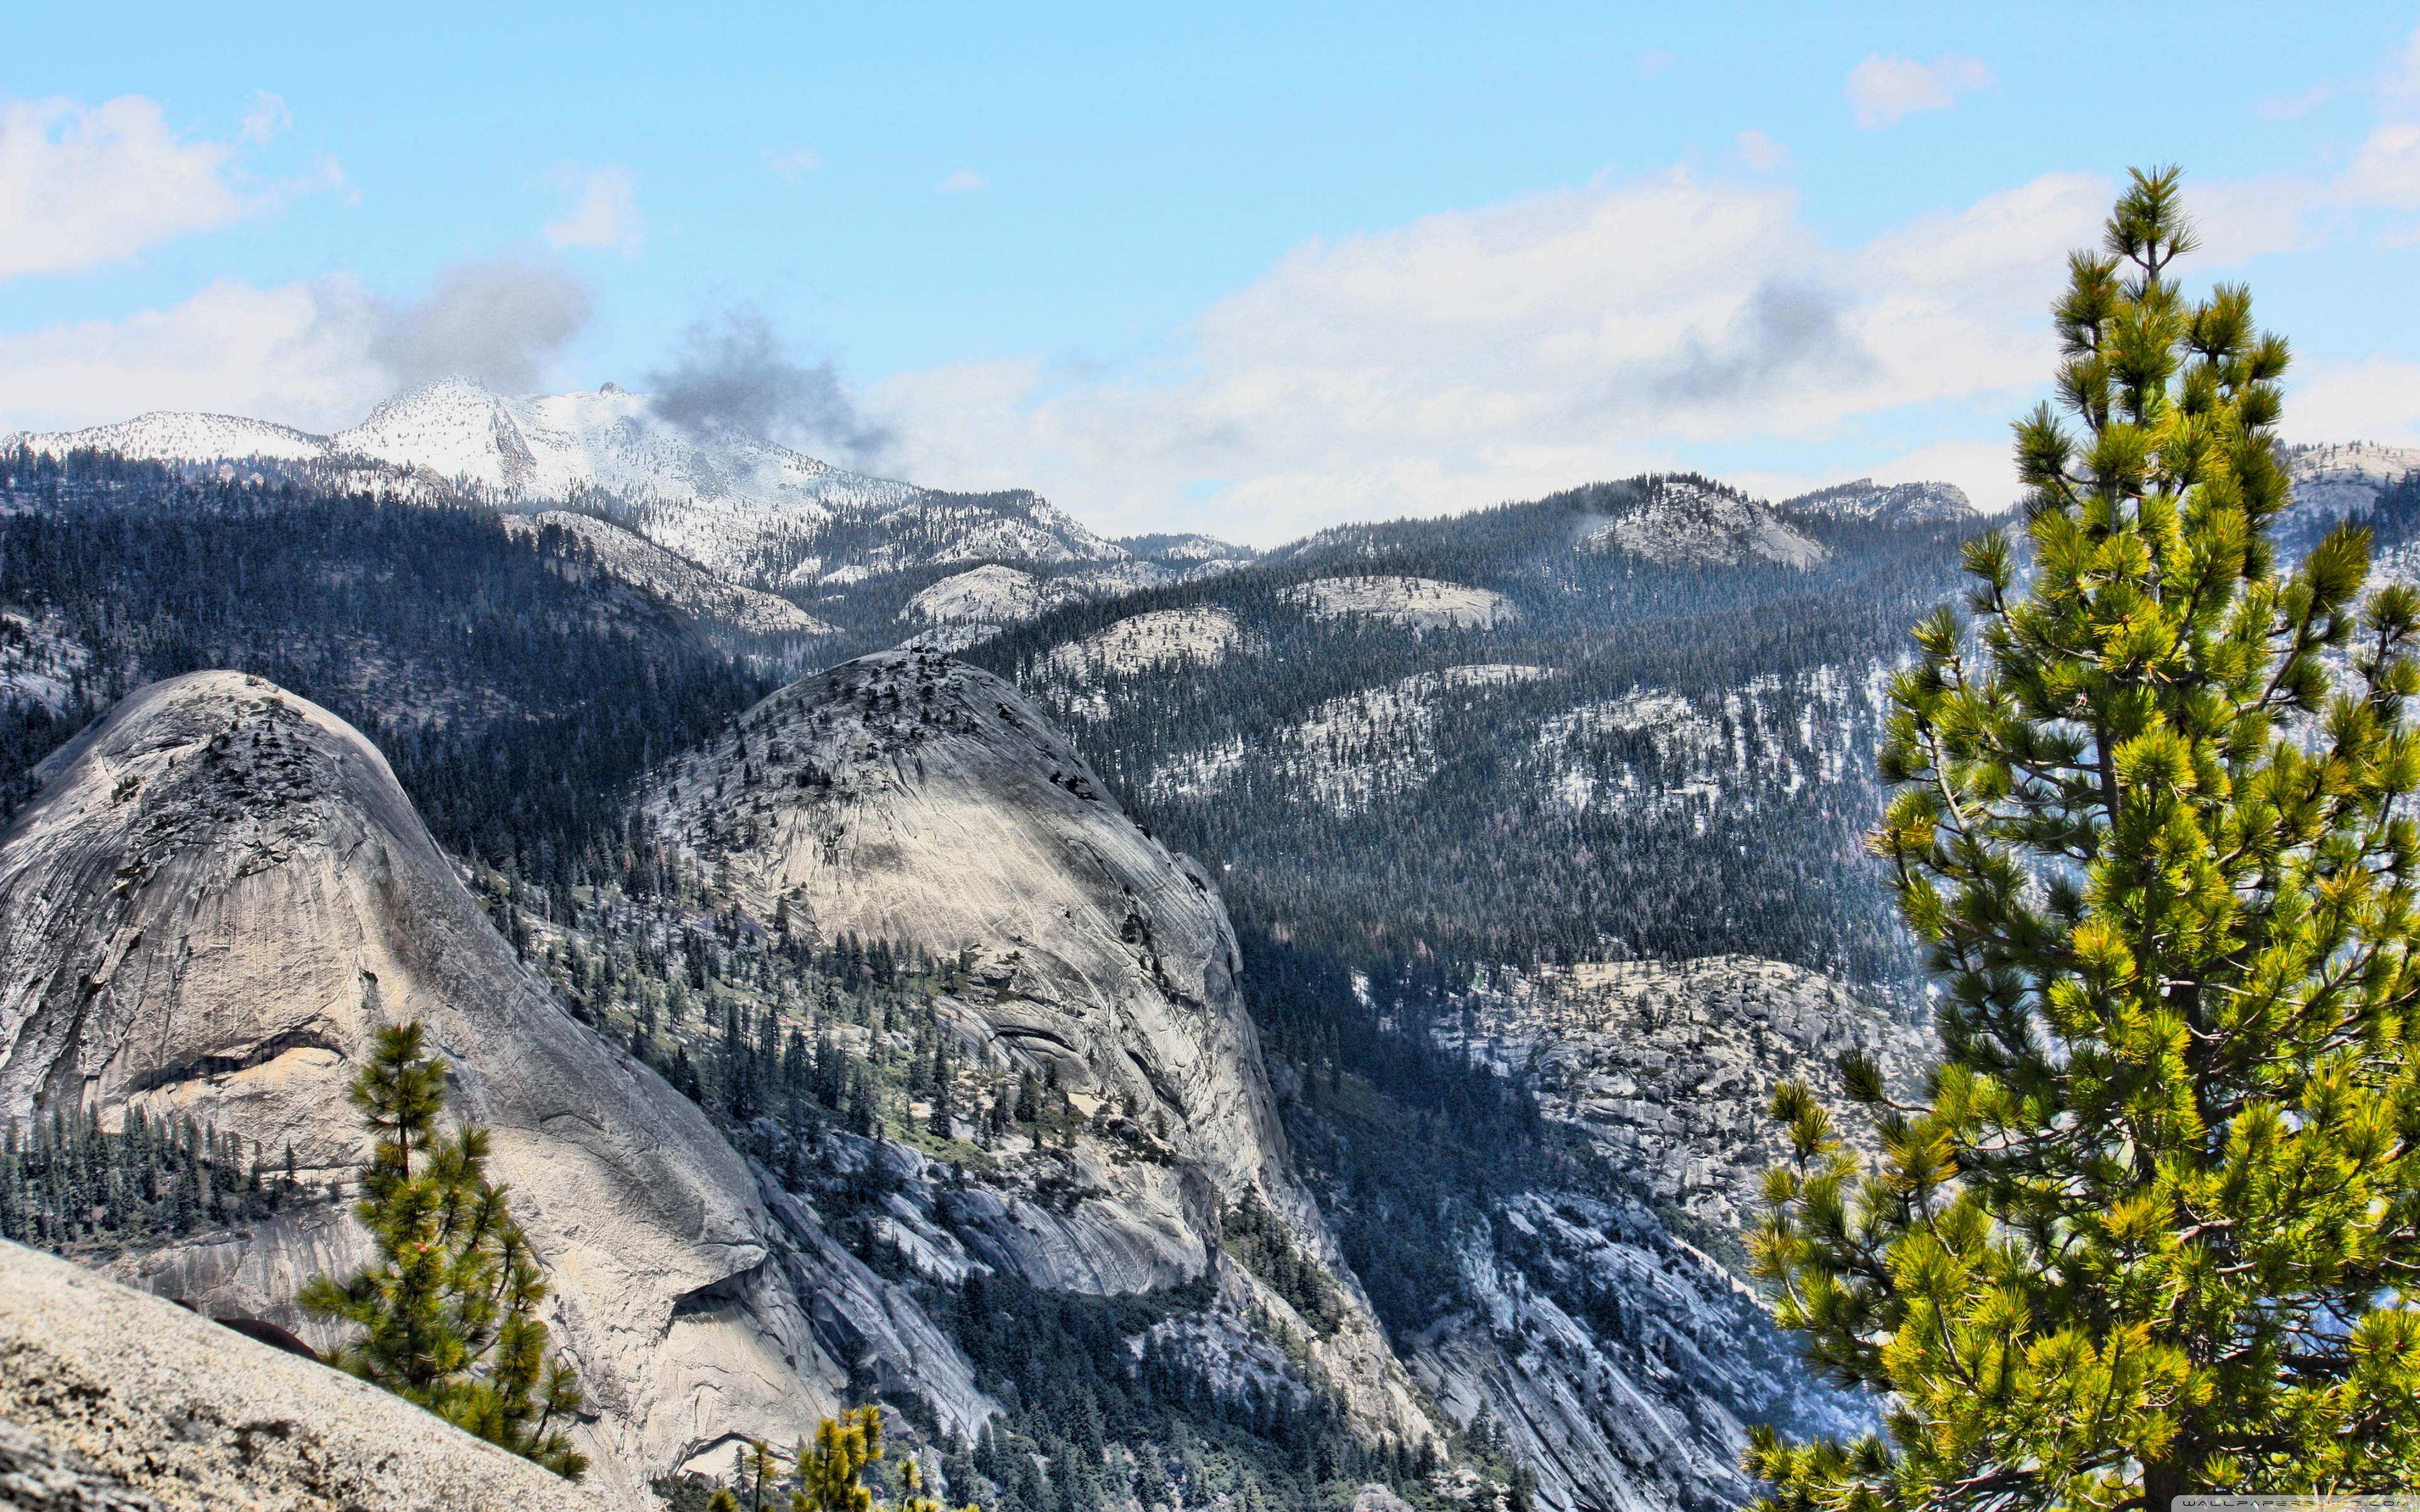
(300, 1022), (590, 1480)
(1748, 168), (2420, 1506)
(788, 1407), (971, 1512)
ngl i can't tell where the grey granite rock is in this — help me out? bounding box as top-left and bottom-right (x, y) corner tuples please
(648, 650), (1434, 1441)
(0, 673), (986, 1508)
(1441, 956), (1929, 1235)
(0, 1237), (603, 1511)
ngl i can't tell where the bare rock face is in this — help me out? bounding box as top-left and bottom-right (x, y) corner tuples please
(1406, 1193), (1866, 1512)
(0, 1237), (605, 1512)
(1576, 478), (1827, 570)
(1412, 956), (1913, 1512)
(1440, 956), (1930, 1235)
(647, 650), (1434, 1441)
(0, 673), (983, 1509)
(652, 650), (1291, 1232)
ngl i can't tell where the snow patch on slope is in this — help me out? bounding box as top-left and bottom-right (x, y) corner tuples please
(501, 511), (835, 637)
(1049, 608), (1245, 678)
(1536, 662), (1897, 820)
(901, 564), (1083, 626)
(1151, 665), (1551, 812)
(0, 611), (86, 713)
(1282, 576), (1518, 630)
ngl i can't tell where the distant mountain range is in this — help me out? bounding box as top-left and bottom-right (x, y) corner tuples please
(6, 379), (1242, 609)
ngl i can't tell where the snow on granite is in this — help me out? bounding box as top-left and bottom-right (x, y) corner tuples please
(1282, 576), (1518, 630)
(1048, 607), (1245, 677)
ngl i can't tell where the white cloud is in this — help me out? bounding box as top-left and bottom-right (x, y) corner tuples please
(1734, 130), (1788, 171)
(762, 147), (823, 179)
(237, 91), (291, 146)
(545, 166), (643, 252)
(0, 94), (296, 279)
(936, 168), (986, 193)
(1847, 54), (1994, 129)
(2186, 172), (2327, 261)
(0, 278), (389, 433)
(0, 259), (597, 434)
(2259, 82), (2338, 120)
(2329, 25), (2420, 214)
(2340, 122), (2420, 210)
(2285, 357), (2420, 448)
(877, 169), (2102, 544)
(1637, 48), (1675, 79)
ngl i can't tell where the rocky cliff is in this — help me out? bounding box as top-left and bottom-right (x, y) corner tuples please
(644, 648), (1432, 1441)
(1443, 957), (1930, 1235)
(0, 673), (981, 1509)
(1393, 956), (1913, 1512)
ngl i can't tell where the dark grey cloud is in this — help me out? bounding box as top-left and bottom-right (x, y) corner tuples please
(645, 306), (892, 465)
(367, 260), (596, 393)
(1657, 278), (1871, 403)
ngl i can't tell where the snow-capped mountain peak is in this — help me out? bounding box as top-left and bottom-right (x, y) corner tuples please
(8, 378), (1127, 590)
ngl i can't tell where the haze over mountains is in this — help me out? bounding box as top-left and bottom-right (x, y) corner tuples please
(3, 385), (2417, 1512)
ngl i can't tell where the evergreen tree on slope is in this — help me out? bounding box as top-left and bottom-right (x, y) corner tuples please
(1750, 168), (2420, 1506)
(301, 1022), (589, 1480)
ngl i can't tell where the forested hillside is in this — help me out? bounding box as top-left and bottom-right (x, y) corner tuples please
(971, 476), (1984, 988)
(0, 447), (775, 876)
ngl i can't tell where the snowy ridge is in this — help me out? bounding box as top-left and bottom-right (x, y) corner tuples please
(11, 410), (330, 463)
(12, 379), (1127, 592)
(1116, 532), (1259, 568)
(1778, 478), (1975, 525)
(500, 511), (837, 638)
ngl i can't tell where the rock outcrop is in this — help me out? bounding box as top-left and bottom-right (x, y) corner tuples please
(1441, 956), (1930, 1234)
(1410, 956), (1915, 1512)
(0, 1238), (604, 1512)
(1776, 478), (1975, 527)
(0, 673), (983, 1509)
(1576, 478), (1826, 569)
(652, 652), (1291, 1228)
(647, 650), (1432, 1440)
(1407, 1193), (1867, 1512)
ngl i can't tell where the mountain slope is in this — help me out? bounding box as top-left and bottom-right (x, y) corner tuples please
(1572, 476), (1826, 569)
(501, 509), (838, 642)
(642, 649), (1432, 1441)
(0, 673), (986, 1509)
(5, 409), (330, 464)
(2275, 440), (2420, 551)
(975, 476), (1980, 982)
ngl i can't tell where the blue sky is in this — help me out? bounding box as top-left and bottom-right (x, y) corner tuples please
(6, 3), (2420, 543)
